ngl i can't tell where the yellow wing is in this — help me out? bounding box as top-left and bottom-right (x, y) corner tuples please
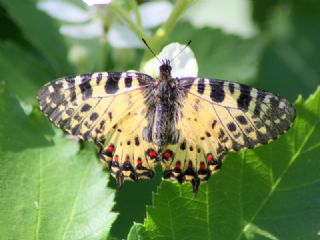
(160, 77), (295, 192)
(38, 72), (158, 187)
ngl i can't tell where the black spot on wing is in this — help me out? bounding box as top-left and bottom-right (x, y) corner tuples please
(135, 136), (140, 146)
(212, 120), (217, 129)
(108, 112), (112, 120)
(180, 140), (186, 150)
(79, 76), (92, 100)
(237, 84), (252, 111)
(96, 73), (103, 84)
(81, 103), (91, 112)
(197, 78), (205, 94)
(228, 83), (235, 94)
(210, 80), (225, 103)
(105, 73), (120, 94)
(90, 112), (99, 121)
(227, 122), (237, 132)
(236, 115), (247, 125)
(125, 76), (133, 88)
(66, 108), (74, 116)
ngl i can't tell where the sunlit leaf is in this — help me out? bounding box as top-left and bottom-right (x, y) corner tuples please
(128, 87), (320, 239)
(0, 85), (117, 239)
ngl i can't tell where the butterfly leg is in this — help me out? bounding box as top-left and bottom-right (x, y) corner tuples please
(206, 154), (225, 179)
(191, 177), (200, 194)
(99, 143), (115, 169)
(116, 170), (124, 190)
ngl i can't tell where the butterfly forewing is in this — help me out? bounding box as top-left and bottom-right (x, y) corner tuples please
(181, 77), (295, 147)
(38, 72), (150, 139)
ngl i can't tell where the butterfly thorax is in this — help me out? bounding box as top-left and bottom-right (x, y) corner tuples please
(158, 60), (173, 83)
(143, 61), (183, 150)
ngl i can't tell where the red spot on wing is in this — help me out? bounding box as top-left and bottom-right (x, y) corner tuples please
(148, 149), (157, 158)
(107, 144), (114, 153)
(162, 150), (173, 160)
(175, 161), (181, 169)
(199, 162), (206, 170)
(206, 153), (214, 162)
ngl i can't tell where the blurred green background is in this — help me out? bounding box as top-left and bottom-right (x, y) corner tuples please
(0, 0), (319, 239)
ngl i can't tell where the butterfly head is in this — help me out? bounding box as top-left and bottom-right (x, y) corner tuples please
(159, 59), (172, 82)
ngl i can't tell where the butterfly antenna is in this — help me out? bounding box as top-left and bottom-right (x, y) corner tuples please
(170, 40), (192, 63)
(142, 38), (161, 63)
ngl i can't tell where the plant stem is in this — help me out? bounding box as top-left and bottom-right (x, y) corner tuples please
(140, 0), (195, 67)
(129, 0), (142, 27)
(108, 2), (148, 41)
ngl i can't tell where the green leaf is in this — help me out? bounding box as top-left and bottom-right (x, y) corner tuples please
(127, 223), (144, 240)
(0, 41), (55, 103)
(169, 22), (265, 84)
(0, 84), (117, 239)
(129, 86), (320, 239)
(252, 0), (320, 101)
(0, 0), (73, 74)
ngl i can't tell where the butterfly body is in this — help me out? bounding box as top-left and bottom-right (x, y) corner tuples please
(38, 59), (295, 193)
(144, 62), (184, 149)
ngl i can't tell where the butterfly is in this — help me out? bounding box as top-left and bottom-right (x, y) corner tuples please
(37, 52), (295, 193)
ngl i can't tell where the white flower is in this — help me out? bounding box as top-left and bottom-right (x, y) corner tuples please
(143, 43), (198, 78)
(82, 0), (112, 6)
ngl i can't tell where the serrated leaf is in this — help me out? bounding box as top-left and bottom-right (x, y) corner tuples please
(129, 87), (320, 239)
(0, 0), (73, 74)
(0, 84), (117, 239)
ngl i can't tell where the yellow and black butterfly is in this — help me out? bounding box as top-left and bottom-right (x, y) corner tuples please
(38, 53), (295, 193)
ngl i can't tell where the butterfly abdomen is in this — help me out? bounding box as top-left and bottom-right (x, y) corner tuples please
(145, 79), (184, 149)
